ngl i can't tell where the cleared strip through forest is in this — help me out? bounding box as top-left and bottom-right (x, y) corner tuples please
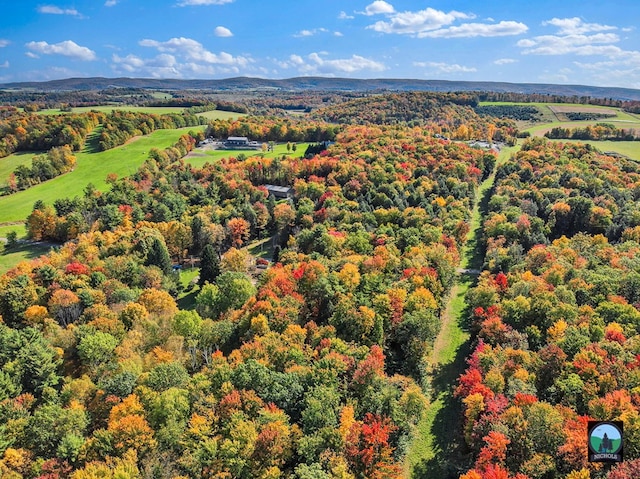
(405, 145), (518, 479)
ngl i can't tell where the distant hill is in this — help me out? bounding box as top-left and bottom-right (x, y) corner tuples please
(3, 76), (640, 101)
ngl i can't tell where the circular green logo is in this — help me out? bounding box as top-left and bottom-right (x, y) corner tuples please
(589, 423), (622, 454)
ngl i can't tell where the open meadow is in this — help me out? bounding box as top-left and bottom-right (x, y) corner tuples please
(0, 151), (43, 184)
(0, 125), (206, 223)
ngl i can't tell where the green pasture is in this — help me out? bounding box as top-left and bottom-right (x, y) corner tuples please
(149, 92), (174, 100)
(0, 126), (206, 223)
(0, 151), (43, 184)
(184, 142), (311, 168)
(0, 224), (27, 239)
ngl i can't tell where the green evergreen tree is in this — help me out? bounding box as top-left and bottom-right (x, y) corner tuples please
(199, 243), (220, 286)
(146, 237), (172, 275)
(191, 215), (204, 255)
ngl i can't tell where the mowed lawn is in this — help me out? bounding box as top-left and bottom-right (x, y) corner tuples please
(184, 142), (312, 168)
(0, 126), (206, 223)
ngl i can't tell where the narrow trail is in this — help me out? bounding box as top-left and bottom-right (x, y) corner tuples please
(405, 146), (518, 479)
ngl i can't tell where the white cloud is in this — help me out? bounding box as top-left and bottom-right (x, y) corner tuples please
(119, 36), (255, 77)
(518, 33), (620, 55)
(25, 52), (39, 59)
(214, 26), (233, 37)
(367, 7), (471, 35)
(543, 17), (615, 35)
(338, 11), (354, 20)
(0, 40), (10, 48)
(418, 20), (527, 38)
(289, 54), (305, 66)
(139, 37), (250, 67)
(177, 0), (233, 5)
(105, 0), (118, 6)
(112, 53), (181, 77)
(494, 58), (517, 65)
(414, 61), (476, 73)
(365, 6), (527, 39)
(334, 31), (344, 37)
(308, 53), (386, 74)
(517, 16), (640, 88)
(278, 52), (386, 75)
(294, 28), (329, 38)
(0, 61), (9, 68)
(25, 40), (96, 60)
(518, 17), (627, 56)
(37, 5), (82, 16)
(363, 1), (395, 16)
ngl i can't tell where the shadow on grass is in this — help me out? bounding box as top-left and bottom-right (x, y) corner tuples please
(0, 242), (54, 274)
(83, 125), (104, 154)
(2, 242), (53, 259)
(177, 289), (198, 310)
(247, 235), (276, 260)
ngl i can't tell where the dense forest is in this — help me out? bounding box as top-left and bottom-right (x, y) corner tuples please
(458, 138), (640, 479)
(1, 90), (639, 479)
(0, 97), (498, 479)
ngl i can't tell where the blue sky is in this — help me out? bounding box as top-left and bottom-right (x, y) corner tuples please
(1, 0), (639, 88)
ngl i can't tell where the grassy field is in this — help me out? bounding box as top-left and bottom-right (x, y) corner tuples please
(0, 126), (206, 223)
(184, 142), (311, 168)
(0, 151), (43, 184)
(0, 224), (27, 239)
